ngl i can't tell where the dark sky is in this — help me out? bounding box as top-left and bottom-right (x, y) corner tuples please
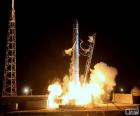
(0, 1), (140, 95)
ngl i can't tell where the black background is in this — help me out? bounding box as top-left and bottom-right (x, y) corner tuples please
(0, 0), (140, 95)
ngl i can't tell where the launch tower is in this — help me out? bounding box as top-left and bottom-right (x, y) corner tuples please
(2, 0), (17, 96)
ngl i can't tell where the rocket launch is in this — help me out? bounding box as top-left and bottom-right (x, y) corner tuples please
(72, 19), (79, 83)
(47, 19), (118, 109)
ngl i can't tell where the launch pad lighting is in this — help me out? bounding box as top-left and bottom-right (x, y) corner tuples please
(120, 88), (124, 92)
(23, 87), (30, 95)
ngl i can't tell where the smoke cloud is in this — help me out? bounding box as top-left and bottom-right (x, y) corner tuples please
(89, 62), (118, 103)
(47, 62), (118, 108)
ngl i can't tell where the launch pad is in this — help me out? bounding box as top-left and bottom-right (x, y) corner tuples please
(5, 103), (139, 116)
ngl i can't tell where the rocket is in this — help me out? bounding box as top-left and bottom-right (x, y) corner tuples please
(72, 19), (79, 83)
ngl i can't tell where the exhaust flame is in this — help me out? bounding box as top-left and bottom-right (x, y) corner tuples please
(47, 62), (118, 109)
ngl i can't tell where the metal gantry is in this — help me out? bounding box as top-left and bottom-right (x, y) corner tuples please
(2, 0), (17, 96)
(83, 33), (96, 83)
(79, 33), (96, 83)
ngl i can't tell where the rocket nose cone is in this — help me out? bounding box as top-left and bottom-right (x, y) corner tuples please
(74, 19), (78, 25)
(75, 19), (78, 24)
(73, 19), (78, 29)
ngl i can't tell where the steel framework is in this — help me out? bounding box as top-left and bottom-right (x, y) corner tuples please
(2, 0), (17, 96)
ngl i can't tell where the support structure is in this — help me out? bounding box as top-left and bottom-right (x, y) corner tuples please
(2, 0), (17, 96)
(83, 33), (96, 83)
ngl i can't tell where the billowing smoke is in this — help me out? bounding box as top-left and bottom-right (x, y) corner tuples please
(131, 86), (140, 96)
(89, 62), (118, 103)
(47, 62), (118, 108)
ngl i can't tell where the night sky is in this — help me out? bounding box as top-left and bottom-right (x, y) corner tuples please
(0, 1), (140, 95)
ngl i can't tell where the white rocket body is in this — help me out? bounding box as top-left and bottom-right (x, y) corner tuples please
(72, 20), (79, 83)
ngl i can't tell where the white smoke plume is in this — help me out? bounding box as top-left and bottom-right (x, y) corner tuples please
(89, 62), (118, 103)
(47, 62), (118, 108)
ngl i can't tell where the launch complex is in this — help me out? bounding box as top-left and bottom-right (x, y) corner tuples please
(0, 0), (139, 116)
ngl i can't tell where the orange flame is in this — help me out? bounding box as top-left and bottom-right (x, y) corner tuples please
(47, 62), (117, 109)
